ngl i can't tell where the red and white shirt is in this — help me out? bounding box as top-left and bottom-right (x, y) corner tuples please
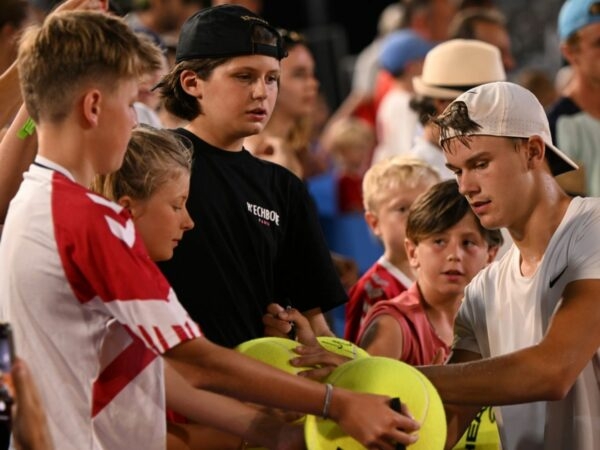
(344, 257), (412, 343)
(0, 157), (201, 449)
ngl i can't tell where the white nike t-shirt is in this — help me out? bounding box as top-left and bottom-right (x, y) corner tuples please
(454, 196), (600, 450)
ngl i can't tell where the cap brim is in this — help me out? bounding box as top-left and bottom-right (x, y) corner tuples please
(413, 76), (463, 100)
(545, 141), (579, 176)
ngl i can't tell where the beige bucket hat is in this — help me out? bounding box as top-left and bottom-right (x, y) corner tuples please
(412, 39), (506, 99)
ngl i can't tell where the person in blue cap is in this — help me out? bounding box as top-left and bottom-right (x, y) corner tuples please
(547, 0), (600, 197)
(370, 29), (436, 164)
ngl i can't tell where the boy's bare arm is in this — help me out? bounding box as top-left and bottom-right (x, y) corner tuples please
(164, 337), (420, 449)
(0, 106), (38, 222)
(0, 62), (22, 132)
(164, 363), (304, 450)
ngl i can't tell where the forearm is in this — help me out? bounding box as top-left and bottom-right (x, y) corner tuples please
(165, 364), (291, 449)
(420, 345), (568, 405)
(0, 104), (38, 222)
(165, 339), (330, 418)
(165, 338), (422, 449)
(0, 62), (22, 130)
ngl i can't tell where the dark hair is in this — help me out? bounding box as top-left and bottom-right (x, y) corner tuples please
(432, 101), (563, 173)
(158, 58), (226, 121)
(409, 96), (437, 125)
(406, 179), (503, 247)
(431, 100), (482, 151)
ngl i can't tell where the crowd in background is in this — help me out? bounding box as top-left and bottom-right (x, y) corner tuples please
(1, 0), (600, 449)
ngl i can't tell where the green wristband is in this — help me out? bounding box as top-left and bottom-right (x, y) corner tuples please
(17, 117), (36, 140)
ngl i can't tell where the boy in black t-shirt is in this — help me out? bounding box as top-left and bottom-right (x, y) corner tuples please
(156, 5), (347, 348)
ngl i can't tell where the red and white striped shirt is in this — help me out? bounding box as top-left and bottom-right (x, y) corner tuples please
(0, 158), (201, 449)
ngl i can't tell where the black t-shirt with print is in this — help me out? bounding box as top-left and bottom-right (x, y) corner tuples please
(159, 129), (347, 348)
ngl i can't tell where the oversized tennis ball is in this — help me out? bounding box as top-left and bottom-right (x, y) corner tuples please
(452, 406), (501, 450)
(316, 336), (370, 360)
(304, 356), (446, 450)
(235, 336), (314, 375)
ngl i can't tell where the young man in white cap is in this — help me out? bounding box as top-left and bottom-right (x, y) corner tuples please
(548, 0), (600, 197)
(420, 81), (600, 450)
(409, 38), (506, 179)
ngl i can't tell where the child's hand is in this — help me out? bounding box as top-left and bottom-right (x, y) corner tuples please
(334, 389), (420, 449)
(290, 343), (350, 381)
(263, 303), (319, 345)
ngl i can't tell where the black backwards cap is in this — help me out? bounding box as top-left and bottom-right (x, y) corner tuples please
(175, 4), (287, 64)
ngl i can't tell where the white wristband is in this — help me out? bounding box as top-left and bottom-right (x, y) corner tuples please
(322, 383), (333, 419)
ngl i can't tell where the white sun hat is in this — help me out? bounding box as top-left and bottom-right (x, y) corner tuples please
(413, 39), (506, 100)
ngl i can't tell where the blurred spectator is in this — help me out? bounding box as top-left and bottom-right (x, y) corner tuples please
(333, 3), (404, 129)
(547, 0), (600, 197)
(321, 117), (376, 213)
(449, 7), (516, 72)
(371, 30), (434, 164)
(400, 0), (459, 42)
(245, 29), (319, 179)
(370, 0), (458, 134)
(124, 0), (207, 52)
(516, 67), (559, 111)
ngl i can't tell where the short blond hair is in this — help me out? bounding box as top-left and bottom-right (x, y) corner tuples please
(322, 117), (375, 157)
(91, 126), (193, 203)
(362, 156), (440, 212)
(18, 10), (164, 123)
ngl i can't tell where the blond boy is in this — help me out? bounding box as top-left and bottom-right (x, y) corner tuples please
(344, 156), (440, 342)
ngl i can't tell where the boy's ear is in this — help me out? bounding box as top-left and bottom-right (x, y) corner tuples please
(82, 90), (102, 127)
(364, 210), (380, 236)
(180, 69), (203, 98)
(405, 238), (419, 269)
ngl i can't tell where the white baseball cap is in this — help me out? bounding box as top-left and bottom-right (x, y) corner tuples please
(442, 81), (578, 176)
(412, 39), (506, 100)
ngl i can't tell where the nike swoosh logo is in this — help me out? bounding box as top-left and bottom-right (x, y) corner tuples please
(549, 265), (568, 288)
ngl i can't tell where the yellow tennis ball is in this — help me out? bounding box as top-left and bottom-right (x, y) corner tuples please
(235, 336), (314, 375)
(452, 406), (501, 450)
(316, 336), (370, 360)
(304, 356), (446, 450)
